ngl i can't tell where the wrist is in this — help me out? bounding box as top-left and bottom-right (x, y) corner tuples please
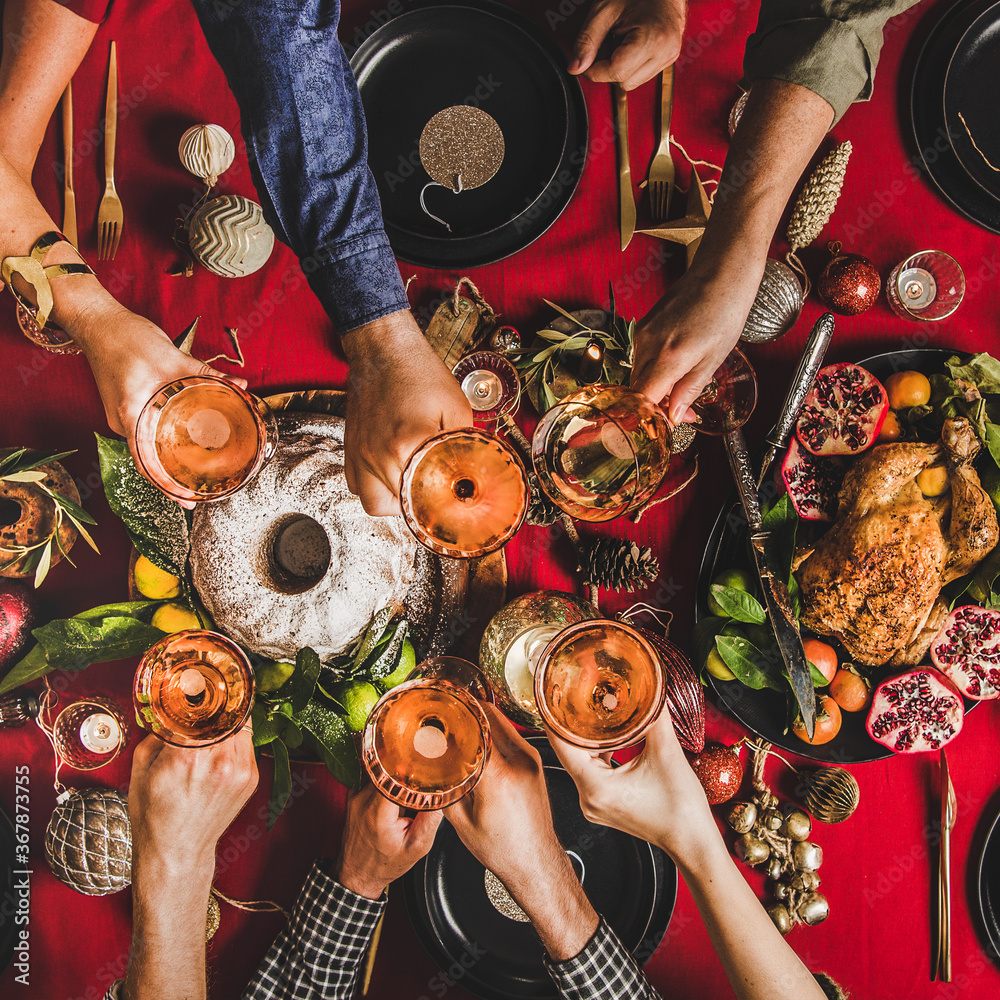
(341, 309), (421, 365)
(333, 859), (388, 901)
(662, 821), (731, 880)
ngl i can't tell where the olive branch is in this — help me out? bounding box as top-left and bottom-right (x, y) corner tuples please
(0, 448), (98, 587)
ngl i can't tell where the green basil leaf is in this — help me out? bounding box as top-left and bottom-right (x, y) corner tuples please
(709, 585), (766, 624)
(351, 606), (399, 673)
(267, 740), (292, 830)
(366, 621), (409, 681)
(715, 635), (785, 691)
(75, 600), (161, 621)
(277, 646), (321, 715)
(250, 702), (282, 747)
(761, 493), (798, 533)
(807, 660), (830, 687)
(0, 644), (49, 694)
(31, 615), (166, 672)
(96, 433), (190, 577)
(282, 720), (304, 750)
(297, 700), (361, 788)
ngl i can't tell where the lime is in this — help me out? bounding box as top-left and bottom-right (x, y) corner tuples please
(707, 568), (756, 618)
(256, 659), (295, 694)
(745, 623), (774, 650)
(340, 680), (381, 732)
(379, 639), (417, 690)
(134, 555), (181, 599)
(705, 648), (736, 682)
(151, 602), (203, 634)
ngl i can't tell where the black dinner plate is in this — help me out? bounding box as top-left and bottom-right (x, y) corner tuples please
(976, 798), (1000, 958)
(402, 737), (676, 1000)
(351, 0), (588, 268)
(0, 802), (17, 977)
(911, 0), (1000, 233)
(944, 0), (1000, 201)
(697, 349), (980, 764)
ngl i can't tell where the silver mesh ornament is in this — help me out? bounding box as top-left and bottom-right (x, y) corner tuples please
(45, 787), (132, 895)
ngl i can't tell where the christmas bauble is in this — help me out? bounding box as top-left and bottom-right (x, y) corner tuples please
(740, 259), (803, 343)
(489, 325), (521, 355)
(0, 580), (37, 670)
(178, 124), (235, 187)
(45, 787), (132, 895)
(688, 742), (744, 804)
(817, 252), (881, 315)
(801, 766), (860, 824)
(188, 195), (275, 278)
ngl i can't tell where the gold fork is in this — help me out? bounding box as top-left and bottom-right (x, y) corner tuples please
(97, 41), (123, 260)
(646, 65), (676, 221)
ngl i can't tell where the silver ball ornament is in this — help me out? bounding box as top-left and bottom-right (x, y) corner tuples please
(740, 259), (803, 344)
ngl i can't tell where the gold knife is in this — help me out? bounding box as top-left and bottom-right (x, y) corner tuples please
(61, 81), (77, 248)
(614, 85), (635, 251)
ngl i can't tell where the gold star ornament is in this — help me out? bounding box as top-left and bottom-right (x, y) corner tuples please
(637, 168), (712, 269)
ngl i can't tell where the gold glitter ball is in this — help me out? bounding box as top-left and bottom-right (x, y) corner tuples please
(419, 106), (505, 192)
(206, 894), (221, 940)
(483, 869), (530, 922)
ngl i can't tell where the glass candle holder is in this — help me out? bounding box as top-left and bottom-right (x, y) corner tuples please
(478, 591), (600, 728)
(362, 675), (491, 810)
(16, 300), (81, 354)
(134, 375), (278, 504)
(53, 696), (129, 770)
(534, 619), (665, 751)
(886, 250), (965, 321)
(134, 630), (254, 748)
(399, 428), (529, 559)
(689, 347), (758, 435)
(452, 351), (521, 424)
(531, 384), (671, 522)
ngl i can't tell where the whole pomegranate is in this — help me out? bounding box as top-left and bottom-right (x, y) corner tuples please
(930, 605), (1000, 700)
(688, 742), (743, 804)
(795, 363), (889, 456)
(865, 668), (965, 754)
(0, 580), (37, 673)
(780, 438), (848, 522)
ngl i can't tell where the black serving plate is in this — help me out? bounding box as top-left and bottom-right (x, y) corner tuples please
(912, 0), (1000, 233)
(698, 349), (980, 763)
(402, 737), (676, 1000)
(976, 798), (1000, 959)
(0, 802), (17, 976)
(351, 0), (587, 268)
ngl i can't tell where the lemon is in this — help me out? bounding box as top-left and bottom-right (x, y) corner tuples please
(151, 602), (204, 635)
(255, 659), (295, 694)
(707, 568), (756, 618)
(340, 680), (381, 732)
(916, 465), (949, 497)
(379, 639), (417, 690)
(705, 648), (736, 682)
(134, 555), (181, 599)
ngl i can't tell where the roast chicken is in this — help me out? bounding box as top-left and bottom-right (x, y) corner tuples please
(795, 417), (999, 667)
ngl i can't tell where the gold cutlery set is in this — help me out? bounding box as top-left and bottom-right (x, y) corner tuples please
(61, 41), (123, 260)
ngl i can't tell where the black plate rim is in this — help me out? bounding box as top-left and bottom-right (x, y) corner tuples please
(942, 0), (1000, 200)
(976, 796), (1000, 958)
(0, 801), (16, 977)
(698, 347), (982, 763)
(911, 0), (1000, 234)
(351, 0), (589, 268)
(401, 736), (677, 1000)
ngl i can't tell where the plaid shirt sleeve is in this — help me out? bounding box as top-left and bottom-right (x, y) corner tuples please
(242, 860), (386, 1000)
(543, 918), (662, 1000)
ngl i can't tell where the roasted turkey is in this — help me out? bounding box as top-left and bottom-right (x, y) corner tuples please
(794, 417), (999, 667)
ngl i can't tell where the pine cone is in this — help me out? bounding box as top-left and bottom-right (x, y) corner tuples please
(786, 141), (852, 254)
(580, 538), (659, 592)
(526, 475), (561, 527)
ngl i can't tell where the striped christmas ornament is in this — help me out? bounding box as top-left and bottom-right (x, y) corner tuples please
(188, 194), (275, 278)
(178, 123), (235, 186)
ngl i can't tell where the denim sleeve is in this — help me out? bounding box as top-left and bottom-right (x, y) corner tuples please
(189, 0), (409, 334)
(741, 0), (925, 124)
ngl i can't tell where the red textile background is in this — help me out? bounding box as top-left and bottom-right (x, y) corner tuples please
(2, 0), (1000, 997)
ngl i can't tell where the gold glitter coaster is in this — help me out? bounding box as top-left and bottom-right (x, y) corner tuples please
(484, 869), (530, 922)
(419, 106), (505, 192)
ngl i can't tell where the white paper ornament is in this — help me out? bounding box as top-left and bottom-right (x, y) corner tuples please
(179, 124), (236, 187)
(188, 194), (275, 278)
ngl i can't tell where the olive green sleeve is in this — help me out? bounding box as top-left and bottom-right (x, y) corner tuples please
(741, 0), (927, 124)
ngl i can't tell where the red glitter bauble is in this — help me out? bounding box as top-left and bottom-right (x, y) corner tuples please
(0, 580), (37, 672)
(688, 742), (744, 805)
(817, 253), (881, 315)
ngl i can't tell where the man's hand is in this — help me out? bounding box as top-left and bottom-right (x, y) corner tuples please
(547, 709), (716, 862)
(445, 706), (599, 961)
(569, 0), (686, 90)
(128, 730), (259, 878)
(334, 783), (442, 899)
(341, 310), (473, 515)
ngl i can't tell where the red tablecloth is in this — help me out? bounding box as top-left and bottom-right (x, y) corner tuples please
(3, 0), (1000, 997)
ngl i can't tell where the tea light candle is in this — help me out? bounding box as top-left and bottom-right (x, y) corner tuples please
(79, 712), (123, 754)
(461, 369), (504, 411)
(187, 408), (232, 450)
(577, 339), (604, 384)
(896, 266), (937, 311)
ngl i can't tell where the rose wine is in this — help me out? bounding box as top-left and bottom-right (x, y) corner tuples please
(363, 678), (490, 810)
(134, 630), (253, 747)
(689, 348), (757, 435)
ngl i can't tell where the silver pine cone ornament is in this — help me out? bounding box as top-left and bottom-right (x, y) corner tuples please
(45, 787), (132, 895)
(580, 538), (659, 592)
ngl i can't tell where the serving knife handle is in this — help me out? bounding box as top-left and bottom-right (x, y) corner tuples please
(725, 428), (762, 532)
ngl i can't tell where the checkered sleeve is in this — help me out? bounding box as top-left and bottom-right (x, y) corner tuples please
(544, 918), (661, 1000)
(242, 860), (386, 1000)
(102, 981), (122, 1000)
